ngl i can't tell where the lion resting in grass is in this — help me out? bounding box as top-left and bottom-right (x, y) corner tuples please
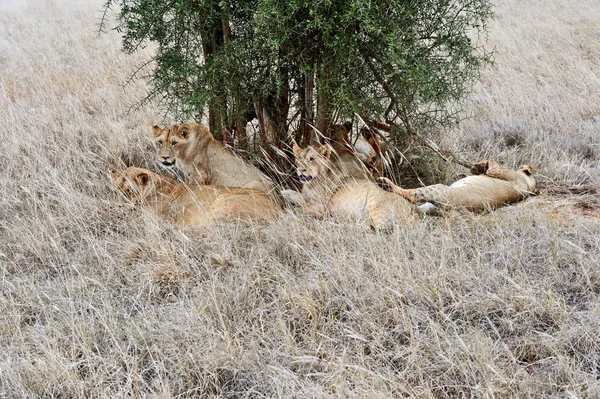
(152, 123), (281, 205)
(109, 167), (282, 227)
(291, 143), (414, 230)
(282, 123), (382, 207)
(377, 159), (537, 214)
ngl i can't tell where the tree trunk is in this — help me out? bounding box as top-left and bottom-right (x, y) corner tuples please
(315, 67), (331, 143)
(221, 1), (233, 141)
(274, 65), (290, 149)
(201, 19), (227, 135)
(303, 71), (315, 145)
(201, 38), (217, 133)
(233, 104), (255, 150)
(253, 96), (271, 153)
(235, 115), (248, 149)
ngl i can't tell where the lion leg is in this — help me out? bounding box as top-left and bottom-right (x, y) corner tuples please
(368, 206), (394, 231)
(186, 166), (211, 185)
(376, 177), (418, 202)
(241, 179), (267, 191)
(364, 154), (385, 179)
(281, 189), (306, 207)
(178, 209), (213, 227)
(412, 184), (452, 205)
(471, 159), (521, 182)
(484, 160), (521, 182)
(470, 159), (492, 175)
(297, 203), (326, 219)
(241, 180), (285, 208)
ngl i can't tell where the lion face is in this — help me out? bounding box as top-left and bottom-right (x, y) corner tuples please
(292, 143), (333, 184)
(152, 124), (191, 167)
(109, 167), (154, 204)
(328, 122), (352, 143)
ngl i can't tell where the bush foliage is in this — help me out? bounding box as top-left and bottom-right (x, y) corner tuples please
(103, 0), (493, 150)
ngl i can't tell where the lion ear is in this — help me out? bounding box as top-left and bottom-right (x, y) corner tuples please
(343, 121), (352, 132)
(292, 142), (303, 156)
(317, 145), (332, 159)
(522, 165), (534, 176)
(152, 125), (162, 137)
(360, 126), (371, 139)
(135, 172), (150, 188)
(180, 126), (189, 140)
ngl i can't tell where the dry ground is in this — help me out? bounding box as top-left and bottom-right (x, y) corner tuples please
(1, 0), (600, 397)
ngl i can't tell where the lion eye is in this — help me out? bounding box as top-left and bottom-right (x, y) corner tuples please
(171, 142), (177, 148)
(157, 140), (163, 145)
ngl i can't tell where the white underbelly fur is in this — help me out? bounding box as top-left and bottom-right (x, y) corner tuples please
(417, 202), (441, 214)
(449, 178), (468, 189)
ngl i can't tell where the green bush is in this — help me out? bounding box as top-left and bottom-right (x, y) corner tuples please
(103, 0), (492, 156)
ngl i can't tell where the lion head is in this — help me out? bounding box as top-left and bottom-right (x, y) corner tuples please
(519, 164), (537, 194)
(152, 124), (194, 167)
(109, 167), (157, 204)
(292, 143), (334, 184)
(328, 121), (352, 143)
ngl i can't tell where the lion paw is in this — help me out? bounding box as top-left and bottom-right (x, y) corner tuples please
(471, 160), (490, 175)
(377, 177), (394, 192)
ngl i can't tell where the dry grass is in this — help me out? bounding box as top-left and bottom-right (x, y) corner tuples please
(447, 0), (600, 187)
(1, 0), (600, 397)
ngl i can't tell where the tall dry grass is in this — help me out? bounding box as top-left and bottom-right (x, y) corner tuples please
(447, 0), (600, 187)
(1, 0), (600, 397)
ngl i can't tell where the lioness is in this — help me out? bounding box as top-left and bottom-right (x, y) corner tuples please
(292, 143), (414, 230)
(377, 159), (537, 214)
(109, 167), (282, 227)
(282, 123), (378, 207)
(359, 127), (388, 179)
(326, 122), (376, 180)
(152, 123), (282, 205)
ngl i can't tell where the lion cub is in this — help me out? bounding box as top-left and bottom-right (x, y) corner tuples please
(152, 123), (281, 205)
(109, 167), (281, 227)
(377, 159), (537, 214)
(292, 143), (414, 230)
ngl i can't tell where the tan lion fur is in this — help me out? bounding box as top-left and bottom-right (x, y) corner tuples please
(326, 123), (375, 180)
(292, 143), (414, 230)
(378, 159), (537, 213)
(109, 167), (282, 227)
(152, 123), (282, 205)
(281, 123), (377, 207)
(360, 127), (388, 179)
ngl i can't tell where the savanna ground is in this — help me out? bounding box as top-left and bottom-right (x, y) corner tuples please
(1, 0), (600, 397)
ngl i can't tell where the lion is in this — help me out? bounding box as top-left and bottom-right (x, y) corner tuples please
(360, 127), (389, 179)
(282, 122), (378, 207)
(377, 159), (537, 214)
(109, 167), (282, 227)
(325, 122), (376, 180)
(291, 143), (414, 230)
(152, 123), (282, 205)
